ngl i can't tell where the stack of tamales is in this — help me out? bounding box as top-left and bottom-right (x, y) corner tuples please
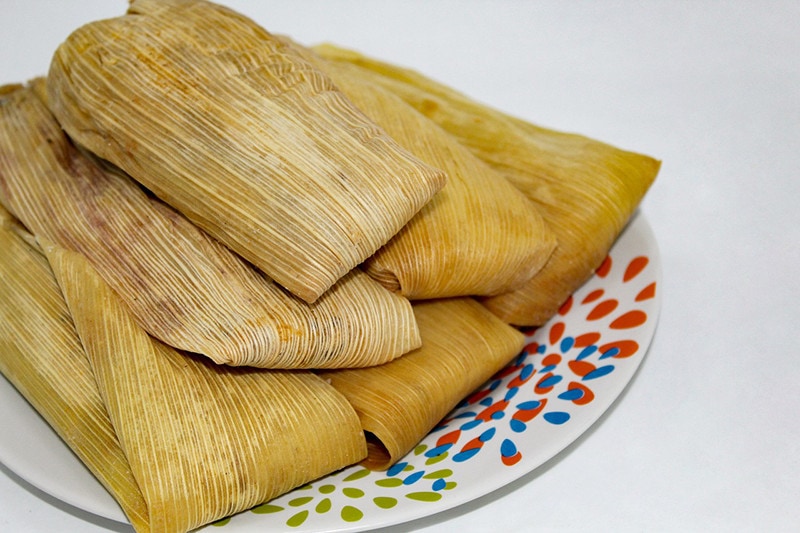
(0, 1), (659, 531)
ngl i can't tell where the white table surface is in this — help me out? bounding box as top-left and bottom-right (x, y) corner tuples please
(2, 1), (799, 532)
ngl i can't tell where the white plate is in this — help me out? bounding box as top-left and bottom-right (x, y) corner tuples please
(0, 212), (661, 532)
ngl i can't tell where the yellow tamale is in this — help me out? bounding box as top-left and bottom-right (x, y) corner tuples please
(282, 39), (556, 300)
(0, 206), (150, 531)
(33, 237), (367, 533)
(46, 0), (445, 303)
(320, 298), (525, 470)
(2, 200), (369, 531)
(314, 44), (660, 325)
(0, 81), (420, 368)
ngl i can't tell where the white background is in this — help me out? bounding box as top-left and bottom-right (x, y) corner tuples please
(1, 1), (799, 531)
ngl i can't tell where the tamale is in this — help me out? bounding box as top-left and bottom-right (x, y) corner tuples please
(320, 298), (525, 470)
(40, 240), (368, 533)
(45, 0), (446, 303)
(315, 45), (660, 325)
(283, 40), (555, 299)
(0, 81), (420, 369)
(0, 206), (150, 531)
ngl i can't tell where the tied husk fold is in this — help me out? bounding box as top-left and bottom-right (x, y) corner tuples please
(46, 0), (445, 303)
(320, 298), (525, 470)
(0, 81), (420, 368)
(314, 44), (660, 325)
(284, 40), (556, 299)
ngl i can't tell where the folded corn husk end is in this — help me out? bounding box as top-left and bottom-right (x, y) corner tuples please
(42, 239), (368, 532)
(479, 135), (660, 326)
(313, 44), (659, 326)
(321, 298), (525, 470)
(1, 79), (422, 370)
(277, 43), (557, 301)
(45, 0), (447, 304)
(0, 210), (151, 532)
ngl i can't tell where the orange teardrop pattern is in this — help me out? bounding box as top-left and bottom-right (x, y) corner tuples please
(596, 255), (612, 277)
(599, 340), (640, 358)
(587, 299), (619, 320)
(624, 256), (649, 282)
(609, 310), (647, 329)
(549, 322), (565, 344)
(636, 282), (657, 301)
(582, 289), (605, 304)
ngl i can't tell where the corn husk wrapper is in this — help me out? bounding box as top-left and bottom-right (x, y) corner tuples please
(0, 81), (420, 368)
(320, 298), (525, 470)
(0, 205), (150, 531)
(283, 40), (555, 299)
(315, 45), (660, 325)
(45, 0), (446, 303)
(44, 242), (367, 532)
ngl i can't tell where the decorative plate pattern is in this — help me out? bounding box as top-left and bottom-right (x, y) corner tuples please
(0, 213), (660, 532)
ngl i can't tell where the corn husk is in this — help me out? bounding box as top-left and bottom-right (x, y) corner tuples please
(314, 45), (660, 325)
(0, 206), (150, 531)
(38, 238), (367, 533)
(320, 298), (525, 470)
(45, 0), (445, 303)
(0, 81), (420, 368)
(281, 40), (555, 299)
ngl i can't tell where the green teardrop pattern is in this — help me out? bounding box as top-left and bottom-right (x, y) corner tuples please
(243, 443), (457, 528)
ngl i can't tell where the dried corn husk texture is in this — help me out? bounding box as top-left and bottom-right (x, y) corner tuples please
(320, 298), (525, 470)
(41, 240), (368, 533)
(284, 40), (556, 299)
(0, 206), (150, 531)
(0, 81), (420, 368)
(315, 45), (660, 325)
(46, 0), (445, 303)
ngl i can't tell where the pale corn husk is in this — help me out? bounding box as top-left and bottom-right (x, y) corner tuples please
(320, 298), (525, 470)
(45, 0), (446, 303)
(314, 45), (660, 325)
(0, 81), (420, 368)
(281, 41), (556, 299)
(40, 240), (367, 533)
(0, 206), (150, 532)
